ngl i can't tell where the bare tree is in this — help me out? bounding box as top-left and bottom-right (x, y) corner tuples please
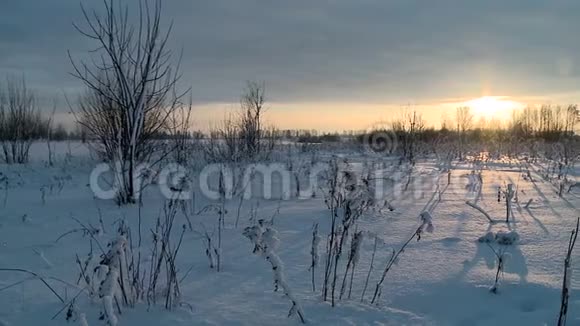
(0, 76), (46, 164)
(45, 102), (57, 166)
(204, 113), (244, 163)
(565, 105), (579, 136)
(510, 105), (577, 139)
(456, 106), (473, 160)
(391, 109), (425, 165)
(168, 98), (193, 165)
(204, 81), (275, 163)
(405, 110), (424, 165)
(456, 106), (473, 133)
(440, 113), (451, 132)
(70, 0), (185, 204)
(240, 81), (265, 158)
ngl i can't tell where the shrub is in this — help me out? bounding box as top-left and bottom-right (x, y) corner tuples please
(0, 76), (47, 164)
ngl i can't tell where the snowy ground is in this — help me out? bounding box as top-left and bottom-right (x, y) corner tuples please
(1, 142), (579, 325)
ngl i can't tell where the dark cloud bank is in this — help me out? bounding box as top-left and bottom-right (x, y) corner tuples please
(1, 0), (580, 113)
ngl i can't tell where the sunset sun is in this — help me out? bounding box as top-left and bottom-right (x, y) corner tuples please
(464, 96), (522, 119)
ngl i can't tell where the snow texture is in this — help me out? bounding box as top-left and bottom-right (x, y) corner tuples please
(1, 143), (580, 325)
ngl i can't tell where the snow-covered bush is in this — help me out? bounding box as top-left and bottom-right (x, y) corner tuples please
(243, 221), (306, 324)
(203, 82), (276, 163)
(321, 159), (375, 306)
(0, 76), (48, 164)
(69, 199), (188, 325)
(99, 236), (130, 321)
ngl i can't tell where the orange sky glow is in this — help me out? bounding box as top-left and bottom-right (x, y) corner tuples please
(190, 96), (545, 132)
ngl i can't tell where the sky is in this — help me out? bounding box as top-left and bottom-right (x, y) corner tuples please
(2, 0), (580, 131)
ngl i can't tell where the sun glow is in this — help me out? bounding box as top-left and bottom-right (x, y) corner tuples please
(464, 96), (522, 119)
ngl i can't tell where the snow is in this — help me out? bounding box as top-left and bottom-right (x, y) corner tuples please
(1, 142), (580, 325)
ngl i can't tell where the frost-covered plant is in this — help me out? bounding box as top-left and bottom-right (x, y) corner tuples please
(71, 199), (187, 326)
(321, 159), (342, 303)
(55, 216), (103, 244)
(147, 201), (186, 309)
(0, 268), (65, 307)
(215, 168), (228, 272)
(370, 211), (434, 304)
(340, 230), (363, 300)
(500, 184), (515, 223)
(243, 221), (306, 324)
(309, 223), (321, 292)
(553, 138), (579, 196)
(191, 168), (230, 271)
(487, 244), (509, 294)
(361, 235), (380, 303)
(97, 235), (127, 326)
(466, 201), (494, 224)
(201, 228), (218, 269)
(322, 159), (375, 306)
(558, 218), (579, 326)
(188, 199), (229, 271)
(76, 249), (97, 300)
(65, 303), (90, 326)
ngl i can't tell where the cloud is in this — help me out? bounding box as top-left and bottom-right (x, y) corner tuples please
(2, 0), (580, 115)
